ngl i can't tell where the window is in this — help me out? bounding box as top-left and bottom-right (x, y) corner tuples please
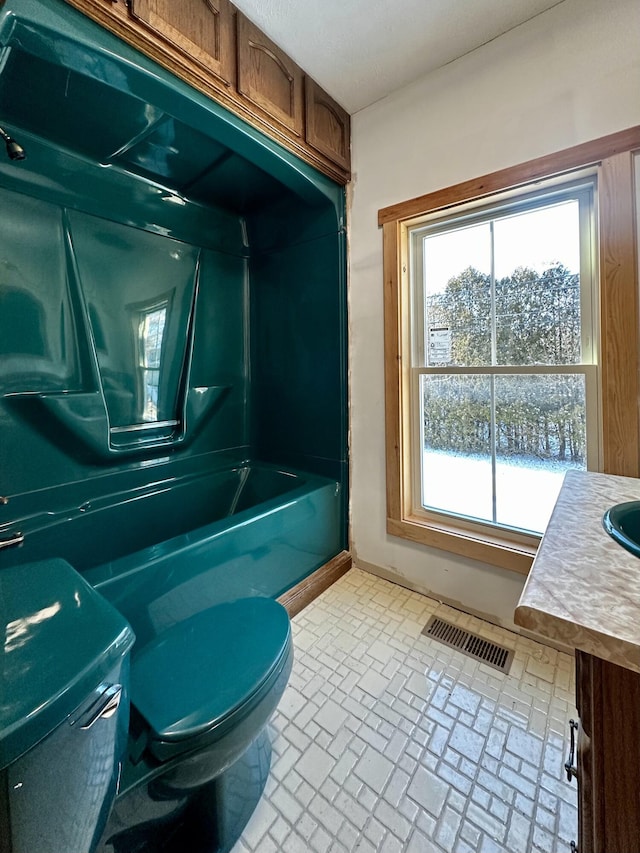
(137, 301), (168, 423)
(380, 127), (640, 573)
(410, 183), (598, 539)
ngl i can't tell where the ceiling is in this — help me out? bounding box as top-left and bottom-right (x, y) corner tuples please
(231, 0), (566, 114)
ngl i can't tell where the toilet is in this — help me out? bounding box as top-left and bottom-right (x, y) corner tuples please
(101, 596), (293, 853)
(0, 560), (293, 853)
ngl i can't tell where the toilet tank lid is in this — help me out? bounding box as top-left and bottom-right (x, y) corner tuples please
(130, 597), (291, 743)
(0, 558), (135, 770)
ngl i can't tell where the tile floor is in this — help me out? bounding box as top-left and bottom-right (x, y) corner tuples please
(230, 567), (577, 853)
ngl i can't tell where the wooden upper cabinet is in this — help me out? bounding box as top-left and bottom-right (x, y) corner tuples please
(61, 0), (350, 181)
(305, 78), (350, 171)
(129, 0), (235, 86)
(236, 12), (304, 137)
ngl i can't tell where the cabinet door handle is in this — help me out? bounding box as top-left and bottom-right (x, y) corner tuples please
(564, 718), (579, 782)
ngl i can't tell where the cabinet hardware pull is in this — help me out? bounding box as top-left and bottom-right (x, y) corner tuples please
(565, 718), (579, 782)
(570, 841), (578, 852)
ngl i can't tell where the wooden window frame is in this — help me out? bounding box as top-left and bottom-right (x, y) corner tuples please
(379, 126), (640, 575)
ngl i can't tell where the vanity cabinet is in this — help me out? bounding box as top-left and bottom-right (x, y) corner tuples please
(515, 470), (640, 853)
(60, 0), (351, 182)
(572, 650), (640, 853)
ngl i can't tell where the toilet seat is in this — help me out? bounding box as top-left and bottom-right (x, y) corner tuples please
(130, 597), (291, 763)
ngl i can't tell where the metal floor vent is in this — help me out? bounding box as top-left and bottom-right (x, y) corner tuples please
(422, 616), (514, 674)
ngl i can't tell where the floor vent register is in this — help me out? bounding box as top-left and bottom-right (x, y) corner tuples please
(422, 616), (514, 674)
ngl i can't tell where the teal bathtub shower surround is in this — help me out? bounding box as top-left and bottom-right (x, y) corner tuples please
(0, 0), (348, 581)
(1, 462), (342, 616)
(0, 1), (348, 851)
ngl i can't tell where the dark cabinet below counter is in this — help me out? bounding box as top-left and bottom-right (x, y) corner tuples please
(571, 650), (640, 853)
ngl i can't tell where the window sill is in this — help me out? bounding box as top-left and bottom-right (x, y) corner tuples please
(387, 514), (536, 575)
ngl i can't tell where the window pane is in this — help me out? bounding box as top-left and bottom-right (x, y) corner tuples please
(138, 305), (167, 422)
(423, 224), (491, 367)
(412, 186), (594, 542)
(494, 374), (586, 533)
(421, 374), (493, 522)
(494, 201), (582, 365)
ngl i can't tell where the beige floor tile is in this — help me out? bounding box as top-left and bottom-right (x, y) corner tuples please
(230, 567), (578, 852)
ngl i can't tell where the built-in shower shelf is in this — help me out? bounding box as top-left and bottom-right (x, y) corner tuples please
(110, 420), (179, 433)
(109, 419), (179, 447)
(5, 385), (231, 459)
(4, 390), (109, 457)
(185, 385), (230, 433)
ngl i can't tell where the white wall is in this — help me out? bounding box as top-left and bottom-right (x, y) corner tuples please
(348, 0), (640, 629)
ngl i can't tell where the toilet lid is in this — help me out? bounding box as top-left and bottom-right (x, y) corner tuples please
(130, 597), (291, 743)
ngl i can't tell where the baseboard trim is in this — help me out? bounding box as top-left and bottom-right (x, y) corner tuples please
(353, 557), (575, 655)
(277, 550), (352, 618)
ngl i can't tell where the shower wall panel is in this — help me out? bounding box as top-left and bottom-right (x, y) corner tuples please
(0, 183), (248, 496)
(0, 0), (348, 555)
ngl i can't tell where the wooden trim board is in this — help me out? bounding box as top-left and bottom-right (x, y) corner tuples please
(277, 551), (352, 618)
(380, 125), (640, 572)
(379, 125), (640, 226)
(599, 151), (640, 477)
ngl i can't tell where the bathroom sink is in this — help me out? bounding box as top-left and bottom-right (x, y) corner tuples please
(602, 501), (640, 557)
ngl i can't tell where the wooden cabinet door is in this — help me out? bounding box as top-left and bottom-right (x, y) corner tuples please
(576, 651), (640, 853)
(305, 78), (350, 171)
(237, 12), (303, 137)
(575, 652), (595, 853)
(129, 0), (235, 86)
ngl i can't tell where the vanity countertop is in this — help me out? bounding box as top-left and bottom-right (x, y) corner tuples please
(515, 469), (640, 673)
